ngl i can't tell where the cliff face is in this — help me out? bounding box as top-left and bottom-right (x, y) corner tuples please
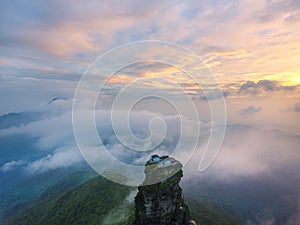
(134, 156), (192, 225)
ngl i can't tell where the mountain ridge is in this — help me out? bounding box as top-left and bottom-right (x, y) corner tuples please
(4, 171), (241, 225)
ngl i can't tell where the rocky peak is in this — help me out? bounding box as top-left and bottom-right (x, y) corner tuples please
(134, 155), (195, 225)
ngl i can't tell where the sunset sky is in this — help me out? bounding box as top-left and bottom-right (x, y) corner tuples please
(1, 0), (300, 132)
(0, 0), (300, 180)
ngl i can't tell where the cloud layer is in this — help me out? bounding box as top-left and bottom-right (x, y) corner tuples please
(239, 105), (262, 117)
(0, 99), (298, 180)
(238, 80), (298, 95)
(294, 102), (300, 112)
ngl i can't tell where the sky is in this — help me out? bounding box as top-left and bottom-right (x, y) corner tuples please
(0, 0), (300, 182)
(0, 0), (299, 130)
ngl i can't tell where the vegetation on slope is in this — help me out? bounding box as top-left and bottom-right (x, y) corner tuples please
(5, 174), (134, 225)
(5, 173), (242, 225)
(1, 170), (96, 223)
(186, 198), (241, 225)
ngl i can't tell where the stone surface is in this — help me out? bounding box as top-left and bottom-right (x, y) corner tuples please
(134, 156), (191, 225)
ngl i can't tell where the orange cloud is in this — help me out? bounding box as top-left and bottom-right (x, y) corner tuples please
(107, 75), (136, 84)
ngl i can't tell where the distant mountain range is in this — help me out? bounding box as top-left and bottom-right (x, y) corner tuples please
(0, 97), (66, 130)
(0, 112), (46, 130)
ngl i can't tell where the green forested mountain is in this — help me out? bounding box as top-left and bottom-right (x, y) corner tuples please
(187, 198), (241, 225)
(5, 174), (134, 225)
(1, 170), (97, 223)
(5, 173), (241, 225)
